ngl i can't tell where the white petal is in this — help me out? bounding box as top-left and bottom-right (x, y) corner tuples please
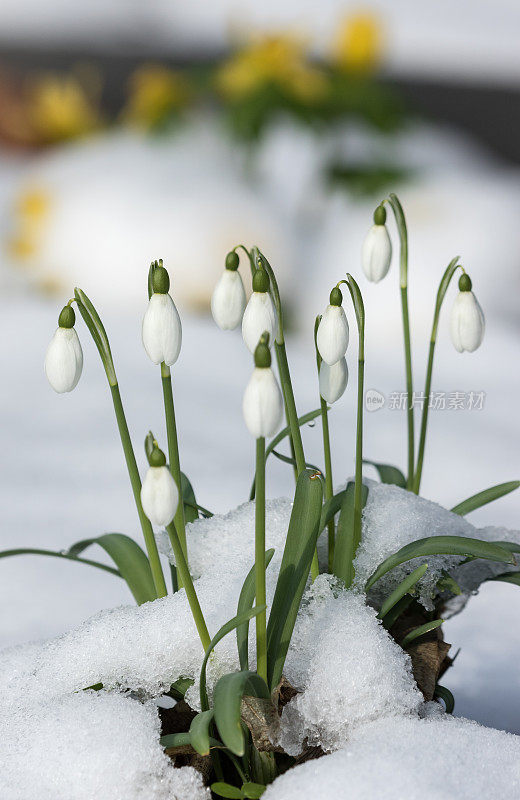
(142, 293), (182, 366)
(362, 225), (392, 283)
(243, 367), (284, 438)
(242, 292), (276, 353)
(211, 270), (246, 330)
(44, 327), (83, 393)
(140, 466), (179, 527)
(319, 357), (348, 403)
(316, 305), (349, 366)
(450, 291), (485, 353)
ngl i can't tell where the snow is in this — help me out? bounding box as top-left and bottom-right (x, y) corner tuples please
(264, 713), (520, 800)
(0, 690), (209, 800)
(278, 576), (422, 754)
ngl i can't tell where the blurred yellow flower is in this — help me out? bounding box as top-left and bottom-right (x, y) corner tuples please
(15, 187), (50, 222)
(123, 66), (188, 129)
(7, 186), (51, 264)
(216, 34), (327, 103)
(29, 75), (100, 142)
(333, 13), (383, 72)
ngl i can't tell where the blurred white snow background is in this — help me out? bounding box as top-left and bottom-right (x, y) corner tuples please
(0, 0), (519, 739)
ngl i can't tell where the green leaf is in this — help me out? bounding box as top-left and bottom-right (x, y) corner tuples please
(211, 783), (244, 799)
(168, 677), (193, 700)
(266, 470), (323, 690)
(190, 710), (215, 756)
(434, 684), (454, 713)
(333, 482), (369, 586)
(242, 782), (266, 799)
(366, 536), (516, 591)
(436, 570), (462, 596)
(249, 408), (323, 499)
(489, 571), (520, 587)
(363, 459), (406, 489)
(237, 550), (275, 671)
(377, 564), (428, 620)
(160, 732), (192, 749)
(401, 619), (444, 647)
(270, 449), (321, 474)
(451, 481), (520, 516)
(181, 471), (199, 524)
(0, 547), (121, 578)
(381, 594), (413, 631)
(319, 490), (346, 534)
(213, 671), (270, 756)
(67, 533), (156, 605)
(200, 606), (267, 712)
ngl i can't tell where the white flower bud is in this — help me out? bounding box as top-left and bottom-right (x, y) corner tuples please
(45, 327), (83, 393)
(362, 224), (392, 283)
(141, 465), (179, 527)
(142, 293), (182, 366)
(243, 367), (284, 438)
(319, 357), (348, 404)
(242, 292), (276, 354)
(317, 304), (349, 366)
(450, 290), (485, 353)
(211, 270), (246, 330)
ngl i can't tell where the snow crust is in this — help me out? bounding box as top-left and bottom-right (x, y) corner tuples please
(265, 713), (520, 800)
(0, 691), (209, 800)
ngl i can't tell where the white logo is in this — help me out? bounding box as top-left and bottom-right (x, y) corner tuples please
(365, 389), (385, 412)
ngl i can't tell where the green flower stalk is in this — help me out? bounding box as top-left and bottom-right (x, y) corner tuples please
(73, 288), (167, 599)
(314, 316), (336, 571)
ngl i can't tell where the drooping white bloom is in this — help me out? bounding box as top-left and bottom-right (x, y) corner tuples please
(242, 292), (276, 354)
(141, 465), (179, 527)
(362, 224), (392, 283)
(243, 367), (284, 438)
(319, 357), (348, 404)
(211, 270), (246, 330)
(142, 293), (182, 366)
(317, 304), (349, 366)
(450, 290), (485, 353)
(45, 327), (83, 393)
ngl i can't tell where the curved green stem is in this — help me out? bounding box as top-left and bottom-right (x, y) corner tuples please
(161, 363), (188, 586)
(314, 316), (335, 571)
(386, 195), (414, 489)
(413, 257), (461, 494)
(345, 274), (365, 564)
(165, 521), (211, 651)
(255, 437), (267, 683)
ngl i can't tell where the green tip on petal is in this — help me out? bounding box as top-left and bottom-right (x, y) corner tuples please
(254, 336), (271, 368)
(458, 273), (472, 292)
(329, 286), (343, 306)
(373, 204), (387, 225)
(152, 266), (170, 294)
(149, 445), (167, 467)
(252, 268), (270, 293)
(225, 250), (240, 271)
(58, 305), (75, 328)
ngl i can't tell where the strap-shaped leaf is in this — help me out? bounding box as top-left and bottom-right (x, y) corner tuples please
(67, 533), (156, 605)
(377, 563), (428, 620)
(242, 784), (266, 799)
(190, 709), (215, 756)
(181, 471), (200, 524)
(333, 482), (369, 586)
(213, 671), (270, 756)
(401, 619), (443, 647)
(0, 547), (120, 577)
(434, 684), (454, 713)
(270, 449), (321, 474)
(381, 594), (413, 631)
(200, 606), (266, 711)
(319, 489), (346, 533)
(266, 470), (323, 690)
(237, 550), (275, 671)
(451, 481), (520, 515)
(363, 459), (406, 488)
(211, 783), (243, 799)
(366, 536), (516, 591)
(488, 571), (520, 587)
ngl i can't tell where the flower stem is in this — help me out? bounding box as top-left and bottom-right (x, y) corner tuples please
(255, 436), (268, 683)
(165, 521), (211, 651)
(314, 316), (334, 571)
(413, 257), (461, 494)
(110, 384), (167, 598)
(161, 363), (187, 587)
(387, 194), (414, 489)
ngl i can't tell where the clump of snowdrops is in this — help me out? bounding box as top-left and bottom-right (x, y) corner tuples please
(5, 194), (519, 798)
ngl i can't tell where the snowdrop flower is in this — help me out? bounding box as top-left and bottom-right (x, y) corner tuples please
(242, 268), (276, 354)
(211, 250), (246, 330)
(316, 286), (349, 366)
(141, 444), (179, 527)
(44, 304), (83, 393)
(450, 273), (485, 353)
(319, 357), (348, 404)
(362, 204), (392, 283)
(243, 336), (283, 438)
(142, 266), (182, 365)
